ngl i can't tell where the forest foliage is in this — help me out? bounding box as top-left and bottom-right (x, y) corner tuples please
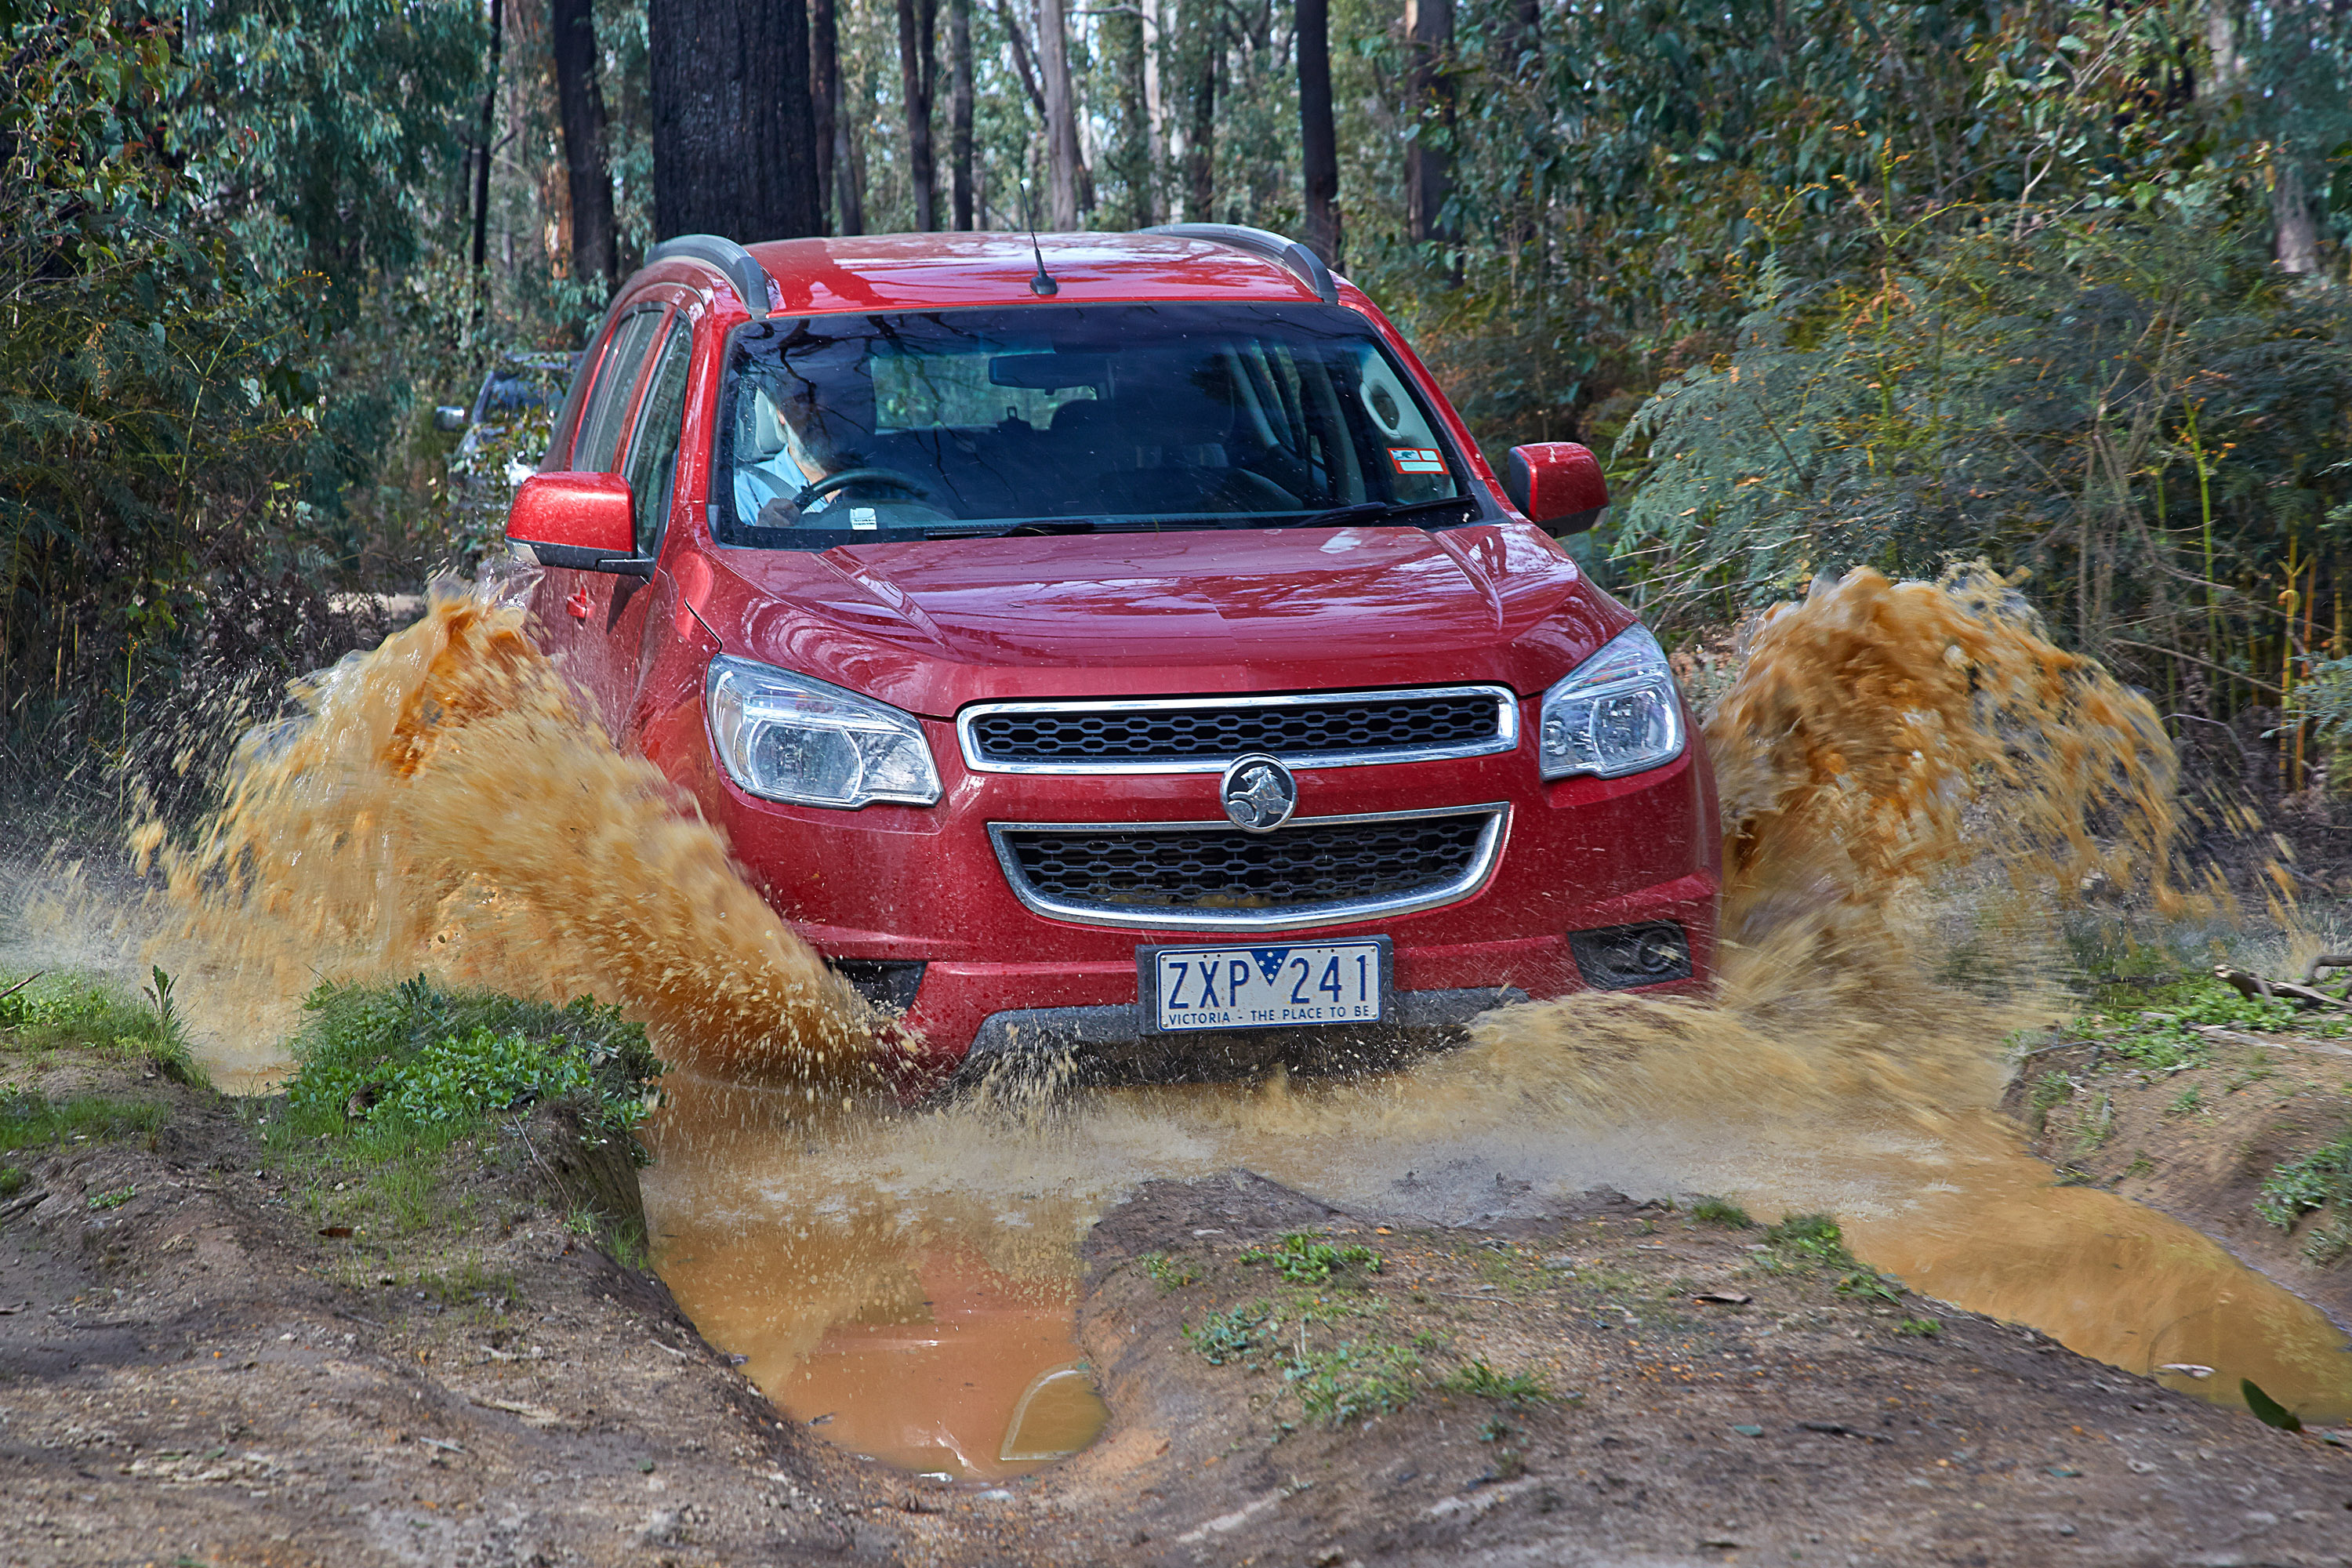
(5, 0), (2352, 807)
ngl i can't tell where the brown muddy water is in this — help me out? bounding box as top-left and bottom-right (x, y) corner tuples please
(20, 561), (2351, 1479)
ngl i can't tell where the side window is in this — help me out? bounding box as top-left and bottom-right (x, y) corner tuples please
(573, 309), (663, 472)
(622, 318), (695, 557)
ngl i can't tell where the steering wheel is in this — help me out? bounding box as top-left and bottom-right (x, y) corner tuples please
(793, 466), (932, 510)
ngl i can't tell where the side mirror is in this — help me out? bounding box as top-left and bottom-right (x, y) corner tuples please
(1503, 442), (1609, 535)
(432, 405), (470, 433)
(506, 472), (652, 578)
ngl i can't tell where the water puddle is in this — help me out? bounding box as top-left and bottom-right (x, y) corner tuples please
(1849, 1163), (2352, 1420)
(641, 1079), (1110, 1479)
(67, 560), (2350, 1480)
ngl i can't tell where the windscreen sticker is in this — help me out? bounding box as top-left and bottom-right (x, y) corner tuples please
(1388, 446), (1446, 474)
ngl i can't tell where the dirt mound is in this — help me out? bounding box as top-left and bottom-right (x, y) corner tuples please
(1055, 1175), (2352, 1566)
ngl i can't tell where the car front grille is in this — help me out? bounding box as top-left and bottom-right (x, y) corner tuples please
(989, 806), (1507, 930)
(959, 686), (1517, 772)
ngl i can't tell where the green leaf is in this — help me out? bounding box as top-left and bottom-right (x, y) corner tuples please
(2241, 1378), (2303, 1432)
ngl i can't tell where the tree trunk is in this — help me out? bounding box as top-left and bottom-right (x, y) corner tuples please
(897, 0), (940, 229)
(1297, 0), (1339, 267)
(550, 0), (619, 287)
(1040, 0), (1080, 227)
(949, 0), (975, 229)
(998, 0), (1049, 118)
(1183, 0), (1217, 221)
(1404, 0), (1455, 270)
(2273, 156), (2321, 274)
(472, 0), (506, 323)
(649, 0), (820, 241)
(841, 111), (867, 235)
(2201, 0), (2242, 96)
(812, 0), (839, 232)
(1107, 2), (1152, 227)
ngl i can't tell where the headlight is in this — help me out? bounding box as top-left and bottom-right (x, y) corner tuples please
(1537, 624), (1686, 780)
(706, 655), (942, 808)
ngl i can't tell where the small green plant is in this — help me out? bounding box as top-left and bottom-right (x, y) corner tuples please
(0, 1093), (169, 1154)
(1140, 1251), (1196, 1290)
(2256, 1127), (2352, 1229)
(1762, 1212), (1858, 1269)
(1896, 1317), (1941, 1338)
(1439, 1356), (1551, 1404)
(1183, 1302), (1269, 1366)
(2027, 1070), (2074, 1134)
(1283, 1339), (1420, 1425)
(0, 1167), (25, 1198)
(2165, 1086), (2202, 1117)
(414, 1262), (521, 1309)
(1239, 1231), (1383, 1285)
(2122, 1152), (2154, 1179)
(285, 978), (659, 1142)
(2075, 1092), (2115, 1149)
(1687, 1196), (1754, 1229)
(0, 971), (201, 1083)
(86, 1185), (136, 1210)
(2226, 1054), (2277, 1094)
(1836, 1270), (1903, 1303)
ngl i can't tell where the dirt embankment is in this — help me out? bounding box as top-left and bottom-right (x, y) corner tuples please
(5, 1043), (2351, 1567)
(2008, 1022), (2352, 1330)
(0, 1048), (923, 1567)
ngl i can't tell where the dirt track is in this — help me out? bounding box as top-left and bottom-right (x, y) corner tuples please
(7, 1044), (2352, 1566)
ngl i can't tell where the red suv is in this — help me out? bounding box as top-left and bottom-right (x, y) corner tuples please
(508, 225), (1720, 1087)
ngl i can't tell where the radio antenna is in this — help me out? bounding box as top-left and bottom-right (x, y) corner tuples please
(1022, 179), (1058, 296)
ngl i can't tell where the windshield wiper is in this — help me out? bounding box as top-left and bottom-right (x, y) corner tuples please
(922, 518), (1109, 539)
(1294, 495), (1479, 530)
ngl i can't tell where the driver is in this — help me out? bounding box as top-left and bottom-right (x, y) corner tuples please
(734, 384), (837, 528)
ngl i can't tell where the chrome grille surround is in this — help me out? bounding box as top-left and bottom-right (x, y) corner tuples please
(987, 804), (1509, 931)
(957, 685), (1519, 775)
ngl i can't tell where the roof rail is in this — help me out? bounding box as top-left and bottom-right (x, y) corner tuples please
(1141, 223), (1339, 305)
(646, 233), (772, 320)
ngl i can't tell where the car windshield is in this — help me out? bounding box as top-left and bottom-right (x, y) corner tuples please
(711, 303), (1476, 545)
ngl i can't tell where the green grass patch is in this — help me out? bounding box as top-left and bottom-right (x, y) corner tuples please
(1686, 1196), (1754, 1229)
(1896, 1316), (1941, 1338)
(2072, 978), (2347, 1079)
(2027, 1070), (2074, 1134)
(0, 1091), (169, 1154)
(2256, 1124), (2352, 1230)
(263, 977), (661, 1240)
(1239, 1231), (1382, 1285)
(0, 1166), (26, 1198)
(0, 967), (209, 1087)
(1183, 1301), (1271, 1366)
(413, 1261), (521, 1309)
(284, 976), (658, 1140)
(1762, 1212), (1859, 1269)
(1439, 1356), (1552, 1404)
(1139, 1251), (1196, 1290)
(2165, 1086), (2202, 1117)
(1283, 1339), (1421, 1426)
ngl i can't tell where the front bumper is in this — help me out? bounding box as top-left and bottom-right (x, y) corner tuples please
(646, 694), (1722, 1085)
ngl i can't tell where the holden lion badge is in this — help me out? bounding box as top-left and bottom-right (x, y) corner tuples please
(1220, 754), (1298, 833)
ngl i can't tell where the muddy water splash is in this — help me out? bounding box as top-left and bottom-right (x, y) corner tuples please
(93, 561), (2352, 1468)
(136, 572), (884, 1089)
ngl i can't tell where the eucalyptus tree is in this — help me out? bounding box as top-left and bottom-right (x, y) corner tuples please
(648, 0), (820, 241)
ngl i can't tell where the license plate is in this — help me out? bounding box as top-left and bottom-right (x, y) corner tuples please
(1139, 938), (1390, 1033)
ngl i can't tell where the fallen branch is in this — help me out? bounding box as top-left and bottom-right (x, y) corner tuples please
(2213, 965), (2352, 1012)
